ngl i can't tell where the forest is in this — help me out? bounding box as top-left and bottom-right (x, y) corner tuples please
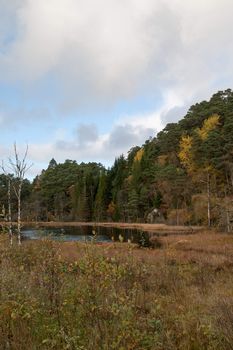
(0, 89), (233, 231)
(1, 91), (233, 349)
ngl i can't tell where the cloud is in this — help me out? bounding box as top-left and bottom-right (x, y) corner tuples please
(0, 101), (51, 129)
(76, 124), (98, 146)
(26, 108), (163, 173)
(161, 105), (188, 124)
(1, 1), (161, 95)
(107, 124), (152, 150)
(3, 0), (232, 109)
(0, 0), (22, 49)
(1, 0), (233, 176)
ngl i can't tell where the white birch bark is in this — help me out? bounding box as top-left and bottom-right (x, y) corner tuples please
(7, 179), (13, 245)
(3, 143), (32, 245)
(207, 171), (211, 227)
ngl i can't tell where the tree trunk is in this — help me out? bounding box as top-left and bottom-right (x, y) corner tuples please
(207, 172), (211, 227)
(17, 183), (22, 245)
(226, 208), (230, 233)
(8, 179), (13, 245)
(176, 200), (179, 226)
(231, 168), (233, 188)
(224, 188), (231, 233)
(5, 143), (32, 245)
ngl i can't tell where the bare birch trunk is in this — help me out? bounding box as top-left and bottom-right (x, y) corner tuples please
(7, 179), (13, 245)
(5, 143), (32, 246)
(224, 188), (231, 233)
(226, 208), (230, 233)
(231, 172), (233, 188)
(17, 184), (22, 245)
(207, 171), (211, 227)
(176, 200), (179, 226)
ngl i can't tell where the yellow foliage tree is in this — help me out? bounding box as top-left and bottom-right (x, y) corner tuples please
(197, 114), (220, 140)
(178, 135), (193, 173)
(134, 148), (144, 162)
(178, 114), (220, 227)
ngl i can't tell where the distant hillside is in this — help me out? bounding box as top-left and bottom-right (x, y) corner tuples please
(1, 89), (233, 231)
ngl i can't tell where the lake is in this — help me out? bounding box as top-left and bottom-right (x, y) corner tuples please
(21, 225), (150, 244)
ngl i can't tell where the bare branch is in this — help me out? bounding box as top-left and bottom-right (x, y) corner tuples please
(2, 143), (33, 245)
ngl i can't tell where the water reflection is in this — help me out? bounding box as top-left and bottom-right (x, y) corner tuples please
(21, 226), (147, 243)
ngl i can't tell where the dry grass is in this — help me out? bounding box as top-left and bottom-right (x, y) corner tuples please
(0, 231), (233, 349)
(0, 220), (203, 233)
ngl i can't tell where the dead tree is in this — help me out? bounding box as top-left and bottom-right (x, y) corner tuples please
(1, 166), (13, 245)
(7, 143), (32, 245)
(7, 178), (13, 245)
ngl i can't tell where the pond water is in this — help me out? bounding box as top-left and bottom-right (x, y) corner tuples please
(21, 225), (150, 244)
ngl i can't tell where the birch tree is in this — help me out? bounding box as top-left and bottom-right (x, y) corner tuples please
(8, 143), (32, 245)
(178, 115), (220, 227)
(1, 167), (13, 244)
(7, 178), (13, 245)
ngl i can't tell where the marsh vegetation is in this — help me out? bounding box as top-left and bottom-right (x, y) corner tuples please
(0, 231), (233, 349)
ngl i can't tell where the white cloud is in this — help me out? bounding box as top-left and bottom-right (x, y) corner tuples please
(3, 0), (232, 105)
(0, 0), (161, 92)
(1, 0), (233, 175)
(26, 107), (165, 174)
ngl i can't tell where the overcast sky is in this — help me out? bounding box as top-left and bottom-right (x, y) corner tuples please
(0, 0), (233, 178)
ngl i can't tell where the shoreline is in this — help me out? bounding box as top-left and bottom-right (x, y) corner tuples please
(0, 221), (204, 234)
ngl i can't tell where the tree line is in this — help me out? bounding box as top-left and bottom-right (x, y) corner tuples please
(1, 89), (233, 231)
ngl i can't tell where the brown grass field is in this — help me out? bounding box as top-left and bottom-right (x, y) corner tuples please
(0, 227), (233, 349)
(0, 220), (203, 232)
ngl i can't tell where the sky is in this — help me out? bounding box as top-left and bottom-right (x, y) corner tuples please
(0, 0), (233, 178)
